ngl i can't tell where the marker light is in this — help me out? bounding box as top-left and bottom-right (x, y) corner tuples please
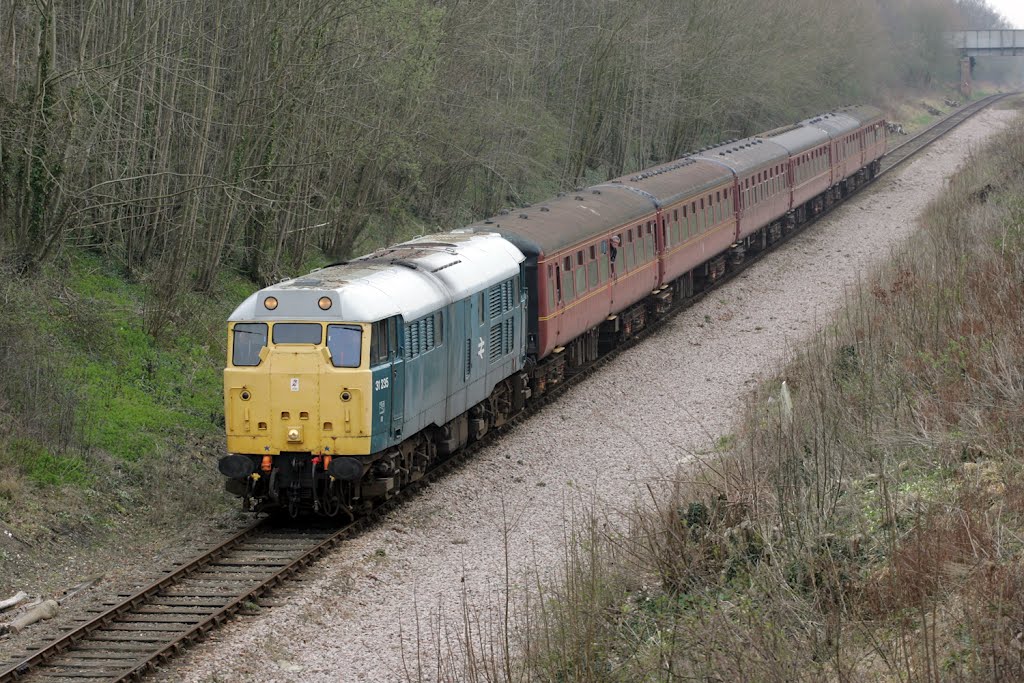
(264, 296), (279, 311)
(318, 296), (333, 310)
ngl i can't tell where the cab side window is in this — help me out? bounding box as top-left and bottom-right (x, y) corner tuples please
(371, 318), (396, 365)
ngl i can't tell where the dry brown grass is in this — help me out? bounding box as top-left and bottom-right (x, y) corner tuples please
(422, 112), (1024, 681)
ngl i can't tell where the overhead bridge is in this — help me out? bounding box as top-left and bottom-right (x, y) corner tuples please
(945, 30), (1024, 98)
(948, 30), (1024, 56)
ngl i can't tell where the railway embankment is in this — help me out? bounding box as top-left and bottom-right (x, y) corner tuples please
(0, 259), (248, 595)
(495, 101), (1024, 680)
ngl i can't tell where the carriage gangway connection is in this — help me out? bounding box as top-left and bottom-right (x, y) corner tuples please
(0, 92), (1011, 683)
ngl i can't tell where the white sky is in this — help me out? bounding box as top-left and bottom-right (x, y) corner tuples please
(987, 0), (1024, 29)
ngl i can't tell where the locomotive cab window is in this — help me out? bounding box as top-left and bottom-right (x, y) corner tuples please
(232, 323), (268, 366)
(272, 323), (322, 345)
(327, 324), (362, 368)
(370, 318), (396, 365)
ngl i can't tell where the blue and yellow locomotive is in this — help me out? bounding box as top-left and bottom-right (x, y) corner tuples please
(218, 231), (530, 516)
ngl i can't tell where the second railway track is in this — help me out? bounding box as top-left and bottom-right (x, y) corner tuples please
(0, 92), (1010, 683)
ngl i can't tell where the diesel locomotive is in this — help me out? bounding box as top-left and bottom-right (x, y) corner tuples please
(218, 105), (887, 517)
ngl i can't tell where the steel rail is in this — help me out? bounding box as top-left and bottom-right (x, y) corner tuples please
(0, 92), (1010, 683)
(878, 94), (1009, 176)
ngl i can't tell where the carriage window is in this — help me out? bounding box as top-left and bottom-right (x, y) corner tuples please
(326, 324), (362, 368)
(562, 266), (575, 302)
(563, 256), (571, 272)
(232, 323), (268, 366)
(273, 323), (322, 345)
(577, 250), (584, 267)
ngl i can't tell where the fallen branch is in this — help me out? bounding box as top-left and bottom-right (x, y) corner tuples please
(60, 574), (104, 604)
(0, 592), (28, 612)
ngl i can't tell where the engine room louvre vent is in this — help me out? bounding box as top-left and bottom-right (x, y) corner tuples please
(489, 323), (502, 362)
(487, 281), (515, 318)
(465, 338), (472, 377)
(504, 318), (514, 355)
(404, 314), (439, 360)
(408, 321), (420, 357)
(489, 286), (503, 318)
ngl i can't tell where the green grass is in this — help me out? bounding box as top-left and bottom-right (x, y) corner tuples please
(9, 250), (254, 466)
(3, 437), (89, 488)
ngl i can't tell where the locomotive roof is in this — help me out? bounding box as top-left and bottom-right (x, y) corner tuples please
(762, 124), (831, 154)
(228, 232), (524, 323)
(597, 157), (733, 208)
(464, 186), (655, 258)
(693, 136), (790, 175)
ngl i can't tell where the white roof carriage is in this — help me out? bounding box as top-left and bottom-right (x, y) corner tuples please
(228, 231), (525, 323)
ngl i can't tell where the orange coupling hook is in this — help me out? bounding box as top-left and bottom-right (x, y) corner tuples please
(260, 455), (273, 472)
(323, 455), (332, 471)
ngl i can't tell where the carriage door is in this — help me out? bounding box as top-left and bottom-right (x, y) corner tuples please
(658, 213), (668, 281)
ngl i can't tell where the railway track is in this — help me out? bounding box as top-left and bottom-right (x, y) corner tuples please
(0, 92), (1010, 683)
(878, 93), (1008, 175)
(0, 522), (358, 682)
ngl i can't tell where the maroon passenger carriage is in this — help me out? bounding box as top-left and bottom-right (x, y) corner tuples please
(463, 105), (887, 394)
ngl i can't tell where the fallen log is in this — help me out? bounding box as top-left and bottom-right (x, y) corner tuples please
(0, 599), (58, 635)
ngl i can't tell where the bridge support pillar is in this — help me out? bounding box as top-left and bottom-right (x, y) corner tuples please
(960, 56), (972, 99)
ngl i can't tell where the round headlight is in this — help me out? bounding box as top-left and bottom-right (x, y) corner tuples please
(263, 296), (278, 311)
(341, 391), (351, 402)
(318, 296), (333, 311)
(240, 390), (251, 401)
